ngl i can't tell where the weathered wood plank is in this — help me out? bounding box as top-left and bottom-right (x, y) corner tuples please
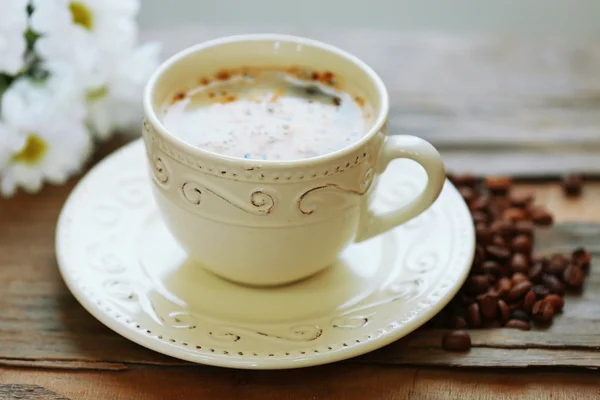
(359, 347), (600, 368)
(402, 329), (600, 350)
(0, 359), (127, 371)
(0, 385), (70, 400)
(4, 364), (600, 400)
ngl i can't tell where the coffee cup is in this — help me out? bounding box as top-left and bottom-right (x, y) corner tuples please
(142, 34), (446, 286)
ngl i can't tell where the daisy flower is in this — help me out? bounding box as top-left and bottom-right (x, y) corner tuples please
(0, 73), (92, 197)
(30, 0), (140, 85)
(0, 123), (26, 171)
(0, 0), (29, 75)
(86, 42), (162, 139)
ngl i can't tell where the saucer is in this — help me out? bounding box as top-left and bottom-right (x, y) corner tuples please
(56, 139), (474, 369)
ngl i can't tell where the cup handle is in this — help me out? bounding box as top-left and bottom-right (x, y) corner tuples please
(354, 135), (446, 243)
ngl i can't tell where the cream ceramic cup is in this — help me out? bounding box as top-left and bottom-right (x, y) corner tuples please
(142, 34), (446, 286)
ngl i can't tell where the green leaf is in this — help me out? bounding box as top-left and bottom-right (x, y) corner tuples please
(0, 74), (14, 97)
(25, 29), (40, 52)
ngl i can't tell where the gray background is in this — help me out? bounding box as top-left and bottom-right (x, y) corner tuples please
(138, 0), (600, 36)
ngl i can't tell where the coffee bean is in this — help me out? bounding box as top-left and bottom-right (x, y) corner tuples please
(503, 208), (527, 222)
(505, 319), (531, 330)
(490, 220), (514, 239)
(544, 294), (564, 313)
(511, 272), (528, 284)
(487, 204), (503, 221)
(478, 294), (498, 319)
(510, 253), (529, 274)
(486, 245), (511, 261)
(470, 195), (490, 212)
(572, 247), (591, 269)
(541, 274), (565, 295)
(510, 193), (534, 208)
(523, 290), (536, 313)
(493, 197), (511, 215)
(485, 176), (512, 194)
(481, 260), (502, 276)
(475, 223), (492, 244)
(531, 284), (550, 298)
(442, 330), (472, 352)
(466, 275), (491, 295)
(514, 220), (534, 236)
(467, 303), (482, 328)
(497, 299), (510, 323)
(472, 211), (488, 224)
(491, 235), (506, 247)
(452, 316), (468, 329)
(546, 254), (568, 276)
(508, 301), (524, 312)
(531, 206), (554, 226)
(496, 277), (512, 298)
(510, 309), (530, 322)
(474, 245), (486, 266)
(562, 174), (583, 197)
(507, 280), (533, 302)
(511, 235), (533, 254)
(459, 186), (476, 203)
(563, 265), (585, 289)
(452, 174), (477, 187)
(532, 300), (554, 323)
(528, 262), (544, 283)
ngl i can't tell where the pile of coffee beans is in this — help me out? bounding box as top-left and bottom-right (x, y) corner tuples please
(433, 174), (592, 352)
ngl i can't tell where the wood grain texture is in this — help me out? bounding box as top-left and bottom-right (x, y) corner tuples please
(0, 360), (127, 371)
(0, 384), (70, 400)
(2, 137), (600, 398)
(3, 365), (600, 400)
(139, 26), (600, 176)
(512, 183), (600, 223)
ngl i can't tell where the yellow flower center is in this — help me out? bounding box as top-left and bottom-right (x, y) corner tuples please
(86, 85), (109, 102)
(69, 2), (93, 30)
(13, 134), (48, 165)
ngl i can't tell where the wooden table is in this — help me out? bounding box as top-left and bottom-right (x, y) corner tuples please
(1, 136), (600, 399)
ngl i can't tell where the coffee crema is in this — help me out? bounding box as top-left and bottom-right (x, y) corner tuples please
(160, 67), (374, 161)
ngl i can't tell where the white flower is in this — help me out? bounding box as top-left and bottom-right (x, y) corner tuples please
(0, 0), (29, 75)
(30, 0), (140, 86)
(0, 123), (26, 170)
(86, 42), (161, 139)
(0, 74), (92, 197)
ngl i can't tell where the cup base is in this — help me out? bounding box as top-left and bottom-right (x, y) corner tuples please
(196, 259), (334, 288)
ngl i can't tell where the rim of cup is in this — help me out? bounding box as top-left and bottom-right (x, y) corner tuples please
(143, 33), (390, 168)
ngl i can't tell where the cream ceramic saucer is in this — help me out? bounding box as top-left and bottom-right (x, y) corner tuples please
(56, 139), (474, 369)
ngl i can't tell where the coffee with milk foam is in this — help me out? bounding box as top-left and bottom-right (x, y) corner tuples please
(160, 67), (374, 161)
